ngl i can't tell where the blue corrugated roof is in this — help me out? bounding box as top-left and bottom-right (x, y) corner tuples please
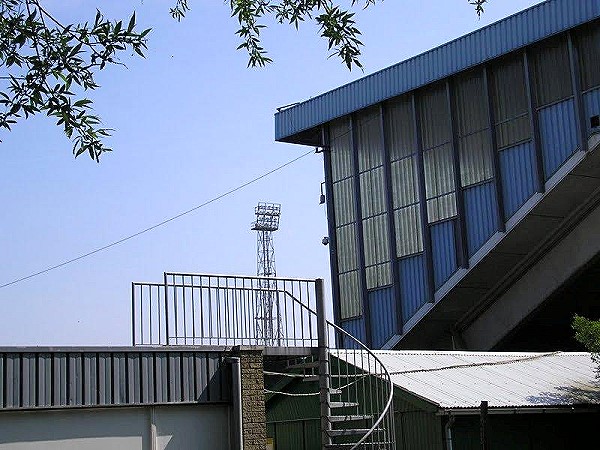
(275, 0), (600, 143)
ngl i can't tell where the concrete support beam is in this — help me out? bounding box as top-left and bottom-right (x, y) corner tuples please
(462, 200), (600, 350)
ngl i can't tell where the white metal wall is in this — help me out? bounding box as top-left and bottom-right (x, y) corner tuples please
(0, 405), (230, 450)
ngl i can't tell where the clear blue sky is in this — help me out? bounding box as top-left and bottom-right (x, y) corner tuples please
(0, 0), (545, 345)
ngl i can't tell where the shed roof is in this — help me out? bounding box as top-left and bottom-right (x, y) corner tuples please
(334, 350), (600, 410)
(274, 0), (600, 145)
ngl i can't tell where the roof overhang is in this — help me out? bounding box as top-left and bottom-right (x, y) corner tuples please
(275, 0), (600, 145)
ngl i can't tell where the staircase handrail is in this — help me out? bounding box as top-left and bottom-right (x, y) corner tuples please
(325, 319), (395, 449)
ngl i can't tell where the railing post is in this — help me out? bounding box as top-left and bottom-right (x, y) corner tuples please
(316, 278), (332, 448)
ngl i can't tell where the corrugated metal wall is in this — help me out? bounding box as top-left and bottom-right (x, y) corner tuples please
(317, 8), (600, 347)
(464, 181), (498, 257)
(399, 254), (428, 324)
(340, 317), (367, 348)
(499, 142), (537, 218)
(369, 287), (397, 348)
(430, 220), (458, 289)
(538, 99), (579, 178)
(583, 88), (600, 134)
(0, 350), (230, 411)
(275, 0), (600, 141)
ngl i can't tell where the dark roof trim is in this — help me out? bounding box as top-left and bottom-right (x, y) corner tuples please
(438, 405), (600, 415)
(275, 0), (600, 145)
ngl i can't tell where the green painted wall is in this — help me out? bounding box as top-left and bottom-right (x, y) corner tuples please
(452, 412), (600, 450)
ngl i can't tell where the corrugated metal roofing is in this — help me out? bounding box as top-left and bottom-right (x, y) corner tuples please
(275, 0), (600, 143)
(334, 350), (600, 410)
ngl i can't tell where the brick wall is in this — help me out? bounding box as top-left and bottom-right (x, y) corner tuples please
(239, 349), (266, 450)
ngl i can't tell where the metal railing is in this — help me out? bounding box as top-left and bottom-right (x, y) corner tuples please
(131, 273), (395, 449)
(132, 273), (318, 347)
(325, 324), (396, 449)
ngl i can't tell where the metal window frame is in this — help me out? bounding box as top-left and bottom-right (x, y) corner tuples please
(567, 31), (588, 152)
(322, 125), (343, 328)
(380, 102), (404, 334)
(412, 93), (436, 303)
(523, 49), (546, 193)
(483, 65), (507, 232)
(446, 79), (468, 268)
(351, 114), (372, 345)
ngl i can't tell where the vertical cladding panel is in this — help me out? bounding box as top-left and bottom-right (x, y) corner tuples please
(464, 181), (498, 257)
(538, 99), (578, 178)
(169, 352), (182, 402)
(195, 353), (209, 402)
(6, 354), (20, 408)
(207, 354), (222, 402)
(53, 353), (67, 406)
(368, 287), (397, 349)
(127, 353), (141, 404)
(360, 167), (387, 217)
(330, 118), (353, 182)
(22, 354), (35, 408)
(399, 254), (428, 324)
(181, 353), (193, 402)
(113, 353), (127, 404)
(391, 157), (418, 208)
(83, 353), (98, 406)
(38, 354), (52, 407)
(576, 23), (600, 92)
(98, 353), (111, 405)
(499, 142), (537, 218)
(363, 214), (390, 267)
(68, 353), (83, 406)
(141, 352), (155, 404)
(583, 88), (600, 134)
(431, 220), (458, 289)
(0, 355), (3, 408)
(385, 97), (415, 161)
(340, 316), (366, 348)
(155, 353), (168, 403)
(459, 131), (494, 186)
(336, 224), (357, 273)
(339, 270), (361, 319)
(530, 37), (572, 106)
(333, 178), (356, 226)
(356, 106), (383, 172)
(419, 85), (452, 150)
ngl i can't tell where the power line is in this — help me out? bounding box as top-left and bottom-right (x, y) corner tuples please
(0, 149), (315, 290)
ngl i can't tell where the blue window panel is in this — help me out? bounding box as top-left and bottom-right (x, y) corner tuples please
(368, 287), (397, 349)
(464, 181), (498, 257)
(538, 99), (578, 178)
(431, 220), (458, 289)
(399, 254), (428, 325)
(499, 142), (537, 218)
(583, 88), (600, 134)
(340, 317), (366, 349)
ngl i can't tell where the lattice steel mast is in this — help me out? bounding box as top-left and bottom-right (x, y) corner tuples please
(251, 202), (282, 345)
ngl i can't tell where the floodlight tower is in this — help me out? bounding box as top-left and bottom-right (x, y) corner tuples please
(251, 202), (282, 345)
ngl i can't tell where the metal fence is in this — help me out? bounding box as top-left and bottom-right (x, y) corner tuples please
(132, 273), (318, 347)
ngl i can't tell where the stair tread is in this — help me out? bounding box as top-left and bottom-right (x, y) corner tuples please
(329, 414), (373, 422)
(302, 375), (319, 382)
(286, 361), (319, 369)
(328, 401), (359, 408)
(328, 428), (382, 437)
(325, 442), (393, 449)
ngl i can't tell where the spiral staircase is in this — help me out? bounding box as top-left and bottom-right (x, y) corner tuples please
(132, 273), (396, 449)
